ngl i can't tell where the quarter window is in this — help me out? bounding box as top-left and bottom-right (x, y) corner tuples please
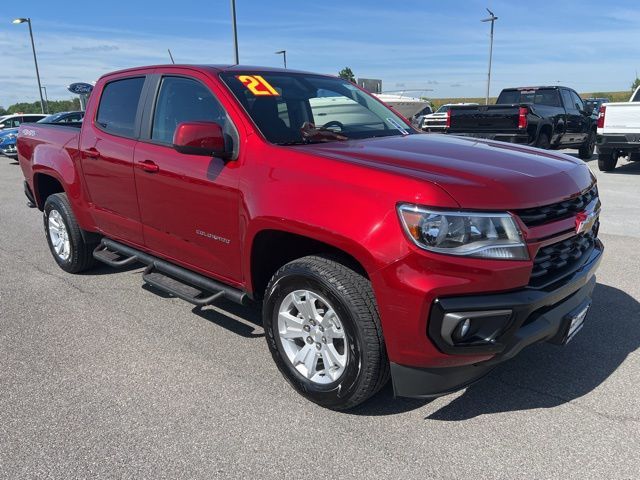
(151, 76), (229, 144)
(96, 77), (145, 137)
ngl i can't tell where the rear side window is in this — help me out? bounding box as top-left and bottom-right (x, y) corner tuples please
(151, 76), (230, 144)
(96, 77), (145, 137)
(633, 90), (640, 102)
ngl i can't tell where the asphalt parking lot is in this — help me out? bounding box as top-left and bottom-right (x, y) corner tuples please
(1, 152), (638, 479)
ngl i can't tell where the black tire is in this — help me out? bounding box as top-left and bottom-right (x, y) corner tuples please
(597, 152), (617, 172)
(535, 132), (550, 149)
(579, 130), (596, 159)
(263, 255), (389, 410)
(43, 193), (98, 273)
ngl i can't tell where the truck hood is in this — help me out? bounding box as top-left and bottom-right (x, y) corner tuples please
(299, 134), (593, 209)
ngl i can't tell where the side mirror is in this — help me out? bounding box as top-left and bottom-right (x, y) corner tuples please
(584, 104), (594, 115)
(173, 121), (228, 157)
(0, 123), (6, 129)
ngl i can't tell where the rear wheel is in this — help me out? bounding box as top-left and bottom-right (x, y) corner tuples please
(535, 132), (550, 149)
(579, 130), (596, 159)
(597, 152), (618, 172)
(44, 193), (98, 273)
(263, 255), (389, 410)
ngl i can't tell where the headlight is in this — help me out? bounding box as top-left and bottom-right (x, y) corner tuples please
(397, 204), (528, 260)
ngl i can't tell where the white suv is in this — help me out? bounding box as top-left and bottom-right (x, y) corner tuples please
(0, 114), (47, 130)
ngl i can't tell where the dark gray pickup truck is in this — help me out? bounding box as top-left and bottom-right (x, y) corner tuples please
(445, 86), (597, 159)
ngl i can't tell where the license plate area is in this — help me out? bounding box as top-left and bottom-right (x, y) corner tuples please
(562, 302), (591, 344)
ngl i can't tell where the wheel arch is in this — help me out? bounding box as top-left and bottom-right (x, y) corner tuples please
(248, 228), (374, 300)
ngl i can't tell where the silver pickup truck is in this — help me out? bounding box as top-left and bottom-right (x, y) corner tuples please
(596, 86), (640, 171)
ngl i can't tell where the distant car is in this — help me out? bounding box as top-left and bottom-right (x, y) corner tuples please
(0, 128), (19, 158)
(37, 111), (85, 124)
(0, 113), (47, 130)
(421, 103), (478, 132)
(410, 104), (433, 128)
(1, 111), (85, 159)
(585, 98), (610, 118)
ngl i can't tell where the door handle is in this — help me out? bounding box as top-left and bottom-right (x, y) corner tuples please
(138, 160), (159, 173)
(83, 147), (100, 158)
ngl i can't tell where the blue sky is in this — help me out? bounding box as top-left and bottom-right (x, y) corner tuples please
(1, 0), (639, 106)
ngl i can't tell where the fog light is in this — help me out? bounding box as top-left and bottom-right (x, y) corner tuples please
(440, 309), (513, 347)
(453, 318), (471, 341)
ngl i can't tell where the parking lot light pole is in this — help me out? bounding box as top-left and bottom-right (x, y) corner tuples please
(13, 18), (46, 114)
(230, 0), (239, 64)
(275, 50), (287, 68)
(41, 86), (50, 113)
(481, 9), (498, 105)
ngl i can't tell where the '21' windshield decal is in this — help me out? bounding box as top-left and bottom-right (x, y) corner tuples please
(237, 75), (280, 96)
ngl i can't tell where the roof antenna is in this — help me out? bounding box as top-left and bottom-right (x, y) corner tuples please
(168, 49), (175, 64)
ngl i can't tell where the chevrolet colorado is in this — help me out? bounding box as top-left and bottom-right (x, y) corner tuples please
(17, 65), (603, 410)
(446, 86), (597, 159)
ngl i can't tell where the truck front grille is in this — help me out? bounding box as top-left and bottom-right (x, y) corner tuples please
(517, 185), (598, 227)
(529, 229), (597, 288)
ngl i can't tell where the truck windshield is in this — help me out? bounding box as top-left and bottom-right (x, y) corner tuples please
(220, 72), (413, 145)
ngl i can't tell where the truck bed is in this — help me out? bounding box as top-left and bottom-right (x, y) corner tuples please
(17, 123), (82, 180)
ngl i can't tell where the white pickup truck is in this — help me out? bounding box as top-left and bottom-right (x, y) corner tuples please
(596, 86), (640, 171)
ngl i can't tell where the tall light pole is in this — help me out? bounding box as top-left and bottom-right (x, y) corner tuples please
(13, 18), (46, 114)
(275, 50), (287, 68)
(230, 0), (239, 64)
(41, 86), (49, 113)
(481, 8), (498, 105)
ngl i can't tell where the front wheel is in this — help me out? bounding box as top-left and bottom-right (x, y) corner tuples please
(263, 256), (389, 410)
(579, 130), (596, 159)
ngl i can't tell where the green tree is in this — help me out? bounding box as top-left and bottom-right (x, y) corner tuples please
(0, 106), (6, 116)
(338, 67), (356, 83)
(632, 77), (640, 92)
(6, 98), (81, 115)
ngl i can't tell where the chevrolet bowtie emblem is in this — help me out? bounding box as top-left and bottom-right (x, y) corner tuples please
(575, 197), (600, 235)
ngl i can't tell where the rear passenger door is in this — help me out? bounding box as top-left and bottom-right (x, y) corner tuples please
(79, 74), (149, 245)
(133, 72), (243, 283)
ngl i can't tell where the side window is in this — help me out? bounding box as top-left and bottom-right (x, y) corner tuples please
(151, 76), (229, 144)
(96, 77), (145, 137)
(570, 91), (584, 111)
(11, 117), (22, 127)
(561, 90), (576, 111)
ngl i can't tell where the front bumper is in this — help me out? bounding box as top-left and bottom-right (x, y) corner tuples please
(1, 144), (17, 158)
(391, 238), (603, 398)
(596, 133), (640, 154)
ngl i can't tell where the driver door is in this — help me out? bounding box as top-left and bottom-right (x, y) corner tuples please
(133, 72), (243, 284)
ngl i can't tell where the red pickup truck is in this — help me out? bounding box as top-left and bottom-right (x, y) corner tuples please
(17, 65), (603, 410)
